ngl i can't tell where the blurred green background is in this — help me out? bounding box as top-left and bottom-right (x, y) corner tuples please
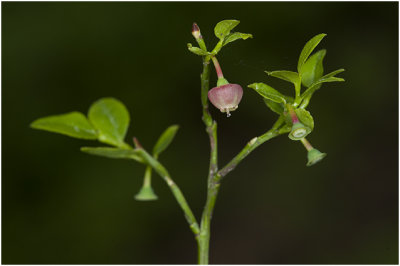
(2, 2), (398, 264)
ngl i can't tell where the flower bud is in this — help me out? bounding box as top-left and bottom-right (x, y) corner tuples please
(192, 23), (202, 40)
(306, 148), (327, 166)
(135, 186), (158, 201)
(208, 83), (243, 117)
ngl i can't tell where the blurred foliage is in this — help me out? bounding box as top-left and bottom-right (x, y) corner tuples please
(2, 2), (398, 264)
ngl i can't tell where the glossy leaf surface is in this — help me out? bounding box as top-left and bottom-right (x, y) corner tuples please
(31, 112), (98, 139)
(297, 33), (326, 72)
(264, 99), (284, 114)
(88, 98), (130, 148)
(248, 83), (286, 103)
(300, 49), (326, 87)
(295, 108), (314, 130)
(153, 125), (179, 157)
(214, 20), (240, 40)
(266, 70), (300, 86)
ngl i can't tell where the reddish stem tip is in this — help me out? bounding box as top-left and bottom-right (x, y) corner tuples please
(133, 137), (143, 149)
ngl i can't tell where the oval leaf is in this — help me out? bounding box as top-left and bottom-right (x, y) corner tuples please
(248, 83), (286, 104)
(300, 49), (326, 87)
(295, 108), (314, 130)
(153, 125), (179, 157)
(266, 70), (300, 86)
(214, 20), (240, 40)
(81, 147), (144, 163)
(88, 98), (130, 148)
(31, 112), (98, 139)
(297, 33), (326, 72)
(223, 32), (253, 46)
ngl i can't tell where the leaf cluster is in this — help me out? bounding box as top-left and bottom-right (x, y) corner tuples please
(187, 19), (253, 57)
(248, 33), (345, 139)
(31, 98), (179, 199)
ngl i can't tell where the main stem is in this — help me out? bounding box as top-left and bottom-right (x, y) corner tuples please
(193, 25), (287, 264)
(198, 54), (219, 264)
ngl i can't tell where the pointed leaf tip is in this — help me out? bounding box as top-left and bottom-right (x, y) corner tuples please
(153, 125), (180, 156)
(298, 33), (327, 72)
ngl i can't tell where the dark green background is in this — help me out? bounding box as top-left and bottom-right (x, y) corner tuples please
(2, 2), (398, 264)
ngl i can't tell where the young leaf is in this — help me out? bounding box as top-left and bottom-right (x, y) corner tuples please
(153, 125), (179, 157)
(266, 70), (300, 86)
(248, 83), (286, 104)
(81, 147), (144, 163)
(214, 20), (240, 40)
(187, 43), (209, 56)
(223, 32), (253, 46)
(88, 98), (130, 148)
(321, 68), (345, 79)
(297, 33), (326, 72)
(301, 73), (345, 100)
(264, 98), (284, 115)
(295, 108), (314, 130)
(31, 112), (98, 140)
(300, 49), (326, 87)
(278, 122), (292, 134)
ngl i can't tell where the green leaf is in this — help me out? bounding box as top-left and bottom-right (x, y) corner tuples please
(301, 74), (345, 100)
(223, 32), (253, 46)
(187, 43), (209, 56)
(278, 122), (292, 134)
(31, 112), (98, 139)
(297, 33), (326, 72)
(322, 68), (345, 79)
(295, 108), (314, 130)
(88, 98), (130, 148)
(266, 70), (300, 86)
(300, 49), (326, 87)
(264, 98), (284, 115)
(214, 20), (240, 40)
(248, 83), (287, 104)
(153, 125), (179, 157)
(81, 147), (144, 163)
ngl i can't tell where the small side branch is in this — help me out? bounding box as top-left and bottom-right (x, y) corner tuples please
(215, 120), (287, 183)
(136, 149), (200, 236)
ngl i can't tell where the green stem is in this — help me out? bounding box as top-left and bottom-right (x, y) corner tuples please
(143, 165), (152, 186)
(215, 122), (285, 183)
(136, 149), (200, 236)
(197, 46), (220, 264)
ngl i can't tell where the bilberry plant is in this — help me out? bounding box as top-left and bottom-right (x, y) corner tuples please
(31, 19), (344, 264)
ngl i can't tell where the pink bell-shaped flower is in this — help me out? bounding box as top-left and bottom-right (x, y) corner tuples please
(208, 83), (243, 117)
(208, 56), (244, 117)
